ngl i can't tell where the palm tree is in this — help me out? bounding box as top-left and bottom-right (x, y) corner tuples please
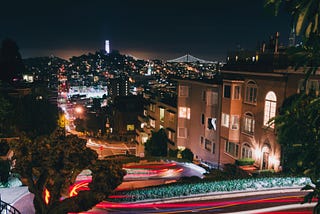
(265, 0), (320, 37)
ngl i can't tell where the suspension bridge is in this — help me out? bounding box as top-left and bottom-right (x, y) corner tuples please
(167, 54), (216, 63)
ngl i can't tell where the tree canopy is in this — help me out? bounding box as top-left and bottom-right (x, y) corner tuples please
(10, 128), (125, 213)
(266, 1), (320, 212)
(265, 0), (320, 37)
(9, 95), (59, 139)
(275, 93), (320, 179)
(0, 38), (24, 84)
(144, 129), (168, 157)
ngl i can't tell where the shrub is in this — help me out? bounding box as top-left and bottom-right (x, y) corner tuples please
(223, 164), (251, 179)
(181, 148), (194, 162)
(168, 149), (178, 158)
(235, 158), (255, 166)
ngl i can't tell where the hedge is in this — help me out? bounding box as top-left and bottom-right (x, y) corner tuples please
(110, 177), (310, 202)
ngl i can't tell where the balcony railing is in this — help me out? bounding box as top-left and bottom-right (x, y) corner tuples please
(0, 195), (21, 214)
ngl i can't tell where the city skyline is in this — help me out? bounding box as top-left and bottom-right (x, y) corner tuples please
(1, 0), (291, 61)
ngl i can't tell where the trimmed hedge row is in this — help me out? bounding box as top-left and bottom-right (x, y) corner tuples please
(110, 177), (310, 202)
(235, 158), (255, 166)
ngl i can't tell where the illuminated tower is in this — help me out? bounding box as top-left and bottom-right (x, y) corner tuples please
(105, 40), (110, 54)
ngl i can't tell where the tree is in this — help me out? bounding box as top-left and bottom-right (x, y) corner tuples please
(74, 117), (85, 132)
(0, 159), (10, 184)
(144, 129), (168, 157)
(9, 128), (125, 213)
(275, 93), (320, 177)
(10, 95), (58, 139)
(0, 93), (12, 137)
(0, 140), (11, 184)
(85, 112), (102, 135)
(275, 93), (320, 213)
(265, 0), (320, 37)
(0, 38), (24, 84)
(181, 148), (194, 162)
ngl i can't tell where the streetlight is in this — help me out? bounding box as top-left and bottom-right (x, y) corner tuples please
(75, 106), (83, 114)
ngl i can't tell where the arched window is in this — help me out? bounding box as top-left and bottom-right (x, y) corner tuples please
(245, 81), (257, 104)
(263, 91), (277, 128)
(243, 112), (255, 135)
(241, 143), (252, 159)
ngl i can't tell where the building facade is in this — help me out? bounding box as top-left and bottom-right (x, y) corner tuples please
(135, 92), (177, 157)
(175, 68), (319, 171)
(176, 79), (221, 167)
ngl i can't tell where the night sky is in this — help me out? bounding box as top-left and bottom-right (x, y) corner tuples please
(1, 0), (291, 61)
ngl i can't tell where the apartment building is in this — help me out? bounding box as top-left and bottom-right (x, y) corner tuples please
(174, 68), (320, 171)
(176, 78), (221, 167)
(135, 92), (177, 157)
(219, 68), (320, 171)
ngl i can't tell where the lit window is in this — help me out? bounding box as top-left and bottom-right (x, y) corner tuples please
(178, 127), (187, 138)
(243, 112), (255, 134)
(263, 91), (277, 128)
(142, 136), (148, 144)
(241, 143), (252, 159)
(149, 103), (156, 112)
(168, 112), (175, 123)
(179, 85), (189, 97)
(225, 141), (239, 158)
(233, 85), (241, 100)
(221, 113), (230, 128)
(159, 108), (165, 122)
(245, 81), (257, 104)
(150, 118), (155, 128)
(167, 130), (175, 142)
(231, 115), (239, 130)
(179, 107), (190, 119)
(127, 124), (135, 131)
(140, 122), (146, 129)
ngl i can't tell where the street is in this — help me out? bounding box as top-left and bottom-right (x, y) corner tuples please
(86, 189), (315, 213)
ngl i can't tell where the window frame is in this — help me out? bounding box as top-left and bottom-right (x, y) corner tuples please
(231, 115), (239, 130)
(221, 113), (230, 128)
(243, 112), (255, 135)
(233, 85), (241, 100)
(178, 127), (187, 138)
(225, 141), (239, 158)
(179, 85), (189, 97)
(223, 84), (231, 98)
(263, 91), (277, 128)
(179, 107), (191, 119)
(159, 107), (165, 122)
(244, 81), (258, 104)
(241, 143), (253, 159)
